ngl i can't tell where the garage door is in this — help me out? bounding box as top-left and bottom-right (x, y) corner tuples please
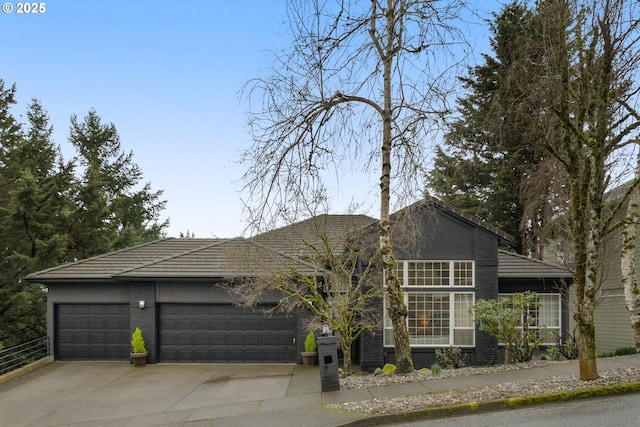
(55, 304), (130, 360)
(158, 304), (296, 363)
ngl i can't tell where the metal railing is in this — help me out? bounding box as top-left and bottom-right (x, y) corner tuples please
(0, 337), (50, 376)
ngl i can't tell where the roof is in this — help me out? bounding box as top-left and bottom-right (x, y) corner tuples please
(27, 207), (568, 284)
(26, 237), (319, 283)
(498, 250), (573, 280)
(251, 214), (377, 259)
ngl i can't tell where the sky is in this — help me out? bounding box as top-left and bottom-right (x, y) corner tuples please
(1, 0), (501, 238)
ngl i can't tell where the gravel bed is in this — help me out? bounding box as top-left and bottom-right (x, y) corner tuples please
(333, 359), (640, 415)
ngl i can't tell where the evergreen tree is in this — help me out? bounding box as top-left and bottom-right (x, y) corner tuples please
(68, 109), (167, 258)
(0, 95), (74, 348)
(0, 86), (168, 349)
(428, 1), (566, 257)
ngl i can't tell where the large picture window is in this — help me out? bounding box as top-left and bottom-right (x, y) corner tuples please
(384, 260), (476, 347)
(498, 293), (561, 345)
(384, 292), (475, 347)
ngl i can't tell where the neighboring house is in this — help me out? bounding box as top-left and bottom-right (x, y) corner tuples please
(593, 211), (638, 354)
(27, 198), (573, 369)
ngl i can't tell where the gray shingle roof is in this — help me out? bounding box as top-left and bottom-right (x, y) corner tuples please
(26, 237), (319, 283)
(27, 211), (571, 284)
(498, 250), (572, 279)
(251, 214), (377, 259)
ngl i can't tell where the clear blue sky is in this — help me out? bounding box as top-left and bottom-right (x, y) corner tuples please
(2, 0), (500, 238)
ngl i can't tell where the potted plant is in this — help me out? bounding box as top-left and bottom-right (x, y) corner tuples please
(130, 327), (148, 367)
(301, 331), (317, 367)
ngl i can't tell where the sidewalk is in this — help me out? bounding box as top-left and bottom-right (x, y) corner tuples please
(214, 354), (640, 427)
(1, 355), (639, 427)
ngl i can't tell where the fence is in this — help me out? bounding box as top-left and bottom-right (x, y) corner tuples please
(0, 337), (50, 376)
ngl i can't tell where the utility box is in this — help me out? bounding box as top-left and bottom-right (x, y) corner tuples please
(317, 336), (340, 392)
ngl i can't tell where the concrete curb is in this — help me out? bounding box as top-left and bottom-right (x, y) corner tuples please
(0, 356), (54, 386)
(336, 381), (640, 426)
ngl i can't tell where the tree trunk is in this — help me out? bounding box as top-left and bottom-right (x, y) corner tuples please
(340, 336), (352, 375)
(621, 161), (640, 353)
(377, 0), (413, 374)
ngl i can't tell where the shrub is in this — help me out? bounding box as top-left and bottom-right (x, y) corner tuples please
(382, 363), (396, 374)
(435, 346), (466, 369)
(304, 331), (317, 352)
(430, 363), (442, 375)
(475, 291), (544, 363)
(131, 327), (146, 354)
(546, 328), (578, 360)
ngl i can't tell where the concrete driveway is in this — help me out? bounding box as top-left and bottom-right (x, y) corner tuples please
(0, 361), (325, 427)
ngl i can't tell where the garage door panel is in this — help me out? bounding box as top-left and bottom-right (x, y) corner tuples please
(159, 304), (295, 363)
(55, 304), (130, 361)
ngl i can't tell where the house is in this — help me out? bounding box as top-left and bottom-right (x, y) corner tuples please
(26, 198), (573, 369)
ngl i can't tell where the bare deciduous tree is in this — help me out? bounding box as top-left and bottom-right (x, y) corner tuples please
(241, 0), (468, 374)
(539, 0), (640, 380)
(232, 222), (380, 375)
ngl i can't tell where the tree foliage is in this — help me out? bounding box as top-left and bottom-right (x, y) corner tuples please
(0, 80), (168, 349)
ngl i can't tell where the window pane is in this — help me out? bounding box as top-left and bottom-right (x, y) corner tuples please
(536, 294), (560, 327)
(454, 293), (474, 328)
(454, 329), (473, 346)
(453, 261), (474, 286)
(407, 293), (449, 344)
(407, 261), (449, 286)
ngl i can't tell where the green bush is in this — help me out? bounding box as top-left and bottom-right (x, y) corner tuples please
(131, 327), (146, 354)
(304, 331), (317, 352)
(435, 346), (466, 369)
(475, 291), (544, 363)
(430, 363), (442, 375)
(615, 347), (637, 356)
(382, 363), (396, 374)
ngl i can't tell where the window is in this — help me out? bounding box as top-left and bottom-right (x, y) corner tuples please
(384, 260), (476, 347)
(498, 293), (561, 345)
(384, 292), (475, 347)
(394, 260), (474, 287)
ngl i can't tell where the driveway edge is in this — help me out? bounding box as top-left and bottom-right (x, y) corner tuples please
(0, 356), (54, 386)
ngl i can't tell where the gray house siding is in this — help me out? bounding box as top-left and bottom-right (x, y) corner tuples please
(594, 229), (637, 354)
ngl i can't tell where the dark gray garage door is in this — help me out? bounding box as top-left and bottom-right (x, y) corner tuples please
(158, 304), (296, 363)
(55, 304), (130, 360)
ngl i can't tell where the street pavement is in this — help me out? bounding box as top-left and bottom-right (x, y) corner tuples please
(1, 355), (639, 427)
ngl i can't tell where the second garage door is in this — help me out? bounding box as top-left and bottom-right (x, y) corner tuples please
(158, 304), (296, 363)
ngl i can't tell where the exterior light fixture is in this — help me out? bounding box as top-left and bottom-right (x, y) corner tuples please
(139, 300), (145, 309)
